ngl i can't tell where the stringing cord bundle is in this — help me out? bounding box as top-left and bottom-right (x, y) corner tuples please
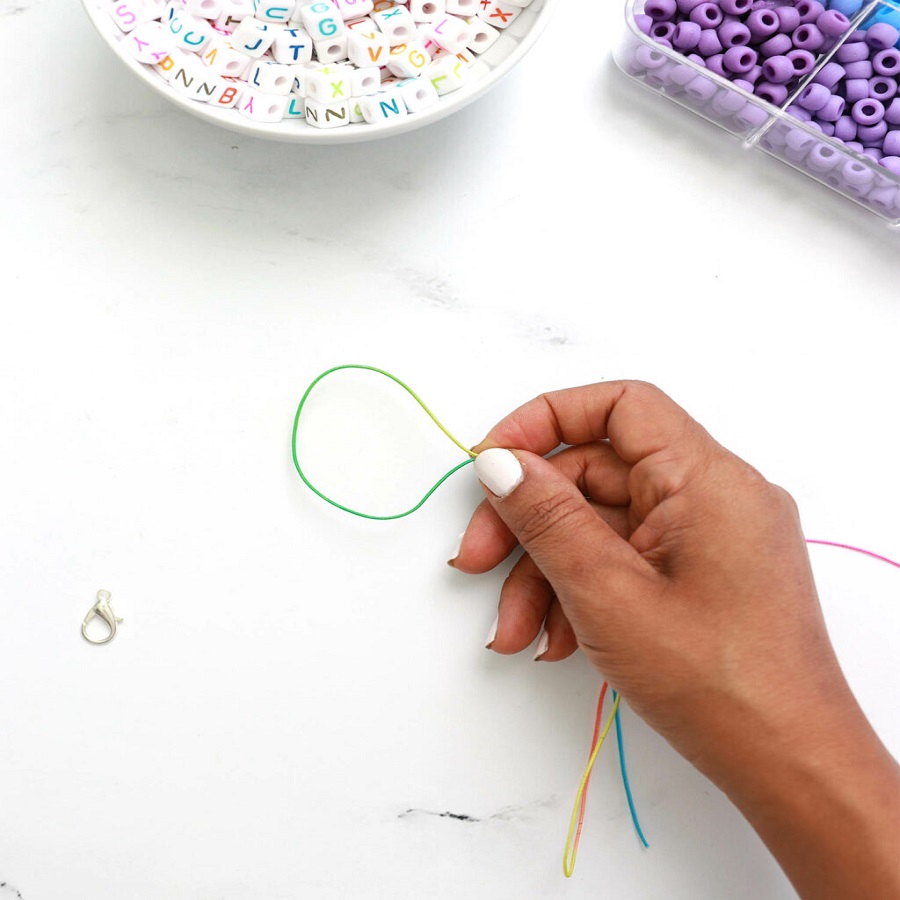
(291, 365), (900, 878)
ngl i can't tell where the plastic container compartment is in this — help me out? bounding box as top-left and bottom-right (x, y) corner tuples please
(615, 0), (900, 227)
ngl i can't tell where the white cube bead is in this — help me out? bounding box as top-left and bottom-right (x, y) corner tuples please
(421, 14), (470, 52)
(463, 16), (498, 52)
(185, 0), (224, 16)
(168, 55), (219, 98)
(426, 52), (468, 93)
(271, 26), (313, 62)
(253, 0), (296, 21)
(372, 4), (416, 42)
(124, 20), (174, 62)
(200, 37), (252, 75)
(284, 91), (306, 116)
(349, 98), (365, 121)
(297, 0), (345, 39)
(167, 12), (216, 51)
(304, 97), (351, 126)
(385, 40), (430, 76)
(248, 59), (295, 92)
(501, 0), (532, 7)
(238, 86), (289, 120)
(350, 65), (381, 94)
(475, 0), (520, 29)
(305, 63), (353, 101)
(209, 77), (244, 105)
(359, 88), (407, 121)
(408, 0), (445, 22)
(395, 75), (439, 111)
(230, 17), (276, 55)
(334, 0), (374, 19)
(446, 0), (477, 13)
(109, 0), (156, 33)
(347, 29), (389, 66)
(214, 0), (254, 30)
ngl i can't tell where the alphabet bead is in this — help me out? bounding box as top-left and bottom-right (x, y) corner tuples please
(272, 26), (314, 62)
(463, 16), (499, 53)
(239, 84), (290, 119)
(475, 0), (520, 29)
(304, 95), (352, 125)
(230, 16), (275, 55)
(373, 4), (417, 41)
(358, 87), (407, 119)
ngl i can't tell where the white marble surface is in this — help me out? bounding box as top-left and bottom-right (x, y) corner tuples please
(1, 1), (898, 897)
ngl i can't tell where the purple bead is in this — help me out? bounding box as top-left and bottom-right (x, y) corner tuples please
(817, 121), (836, 136)
(706, 53), (728, 75)
(885, 98), (900, 123)
(725, 45), (759, 72)
(687, 52), (708, 67)
(734, 101), (770, 127)
(651, 21), (677, 41)
(834, 115), (858, 141)
(792, 23), (825, 51)
(852, 97), (886, 125)
(816, 9), (850, 37)
(645, 0), (677, 20)
(676, 0), (707, 13)
(653, 37), (674, 48)
(845, 29), (867, 43)
(796, 0), (825, 24)
(744, 63), (763, 84)
(845, 78), (870, 103)
(862, 147), (883, 161)
(842, 160), (875, 187)
(669, 61), (700, 85)
(819, 94), (847, 121)
(867, 186), (897, 210)
(883, 130), (900, 155)
(880, 155), (900, 175)
(807, 142), (841, 169)
(786, 49), (816, 76)
(756, 81), (788, 103)
(873, 49), (900, 77)
(844, 60), (874, 79)
(673, 21), (703, 49)
(747, 8), (779, 38)
(718, 20), (751, 47)
(698, 28), (724, 55)
(710, 87), (748, 113)
(858, 120), (888, 143)
(733, 77), (754, 92)
(866, 22), (900, 50)
(797, 81), (831, 110)
(845, 140), (864, 151)
(762, 54), (795, 83)
(686, 74), (719, 101)
(635, 13), (654, 35)
(760, 33), (793, 56)
(690, 2), (725, 27)
(870, 77), (898, 101)
(635, 44), (670, 69)
(789, 104), (813, 120)
(775, 5), (801, 34)
(812, 61), (846, 89)
(720, 0), (752, 13)
(786, 126), (817, 150)
(836, 41), (869, 64)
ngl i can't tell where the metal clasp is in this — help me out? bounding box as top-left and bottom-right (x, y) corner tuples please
(81, 590), (123, 644)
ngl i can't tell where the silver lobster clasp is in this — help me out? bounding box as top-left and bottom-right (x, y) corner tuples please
(81, 590), (123, 644)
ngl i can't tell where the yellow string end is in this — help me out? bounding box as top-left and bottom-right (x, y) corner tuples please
(563, 694), (621, 878)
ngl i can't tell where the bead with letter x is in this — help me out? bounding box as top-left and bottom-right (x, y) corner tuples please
(332, 80), (345, 97)
(490, 5), (511, 22)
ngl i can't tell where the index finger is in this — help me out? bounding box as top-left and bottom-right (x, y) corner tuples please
(472, 380), (713, 466)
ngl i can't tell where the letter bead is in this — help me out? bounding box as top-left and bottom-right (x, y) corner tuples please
(463, 16), (499, 53)
(249, 59), (296, 92)
(272, 26), (314, 62)
(396, 74), (440, 110)
(411, 0), (447, 22)
(426, 52), (468, 92)
(358, 87), (407, 120)
(304, 95), (352, 125)
(238, 85), (290, 119)
(422, 14), (470, 52)
(475, 0), (520, 29)
(201, 36), (253, 75)
(230, 16), (276, 55)
(313, 33), (350, 62)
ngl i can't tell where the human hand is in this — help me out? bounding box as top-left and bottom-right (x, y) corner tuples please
(452, 380), (899, 898)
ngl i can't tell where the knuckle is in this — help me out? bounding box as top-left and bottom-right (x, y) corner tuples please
(514, 490), (586, 547)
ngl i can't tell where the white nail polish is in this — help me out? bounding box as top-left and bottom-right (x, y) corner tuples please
(533, 629), (549, 661)
(484, 614), (498, 648)
(474, 448), (523, 498)
(448, 532), (465, 565)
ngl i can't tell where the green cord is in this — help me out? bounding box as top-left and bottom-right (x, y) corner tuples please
(291, 364), (477, 521)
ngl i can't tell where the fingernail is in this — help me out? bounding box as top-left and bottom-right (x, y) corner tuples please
(447, 532), (465, 567)
(533, 629), (549, 661)
(474, 448), (523, 499)
(484, 614), (498, 649)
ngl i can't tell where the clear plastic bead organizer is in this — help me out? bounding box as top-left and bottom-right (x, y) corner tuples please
(615, 0), (900, 227)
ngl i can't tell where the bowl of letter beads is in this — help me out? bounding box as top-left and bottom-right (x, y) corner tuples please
(615, 0), (900, 226)
(82, 0), (555, 142)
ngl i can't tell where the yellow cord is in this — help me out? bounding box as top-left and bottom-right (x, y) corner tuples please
(563, 694), (621, 878)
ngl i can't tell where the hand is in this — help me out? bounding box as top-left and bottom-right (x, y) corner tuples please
(452, 380), (899, 899)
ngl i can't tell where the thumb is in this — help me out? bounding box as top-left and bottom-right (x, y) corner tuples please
(473, 448), (647, 601)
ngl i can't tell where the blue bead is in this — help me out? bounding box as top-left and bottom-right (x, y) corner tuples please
(827, 0), (864, 17)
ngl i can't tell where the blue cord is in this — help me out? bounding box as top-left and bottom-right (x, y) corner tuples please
(613, 692), (650, 848)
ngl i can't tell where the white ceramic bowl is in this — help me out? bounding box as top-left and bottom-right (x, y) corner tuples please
(81, 0), (555, 143)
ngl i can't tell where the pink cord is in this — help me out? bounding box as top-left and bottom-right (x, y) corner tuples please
(806, 539), (900, 569)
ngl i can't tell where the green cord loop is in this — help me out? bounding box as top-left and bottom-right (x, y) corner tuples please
(291, 365), (476, 521)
